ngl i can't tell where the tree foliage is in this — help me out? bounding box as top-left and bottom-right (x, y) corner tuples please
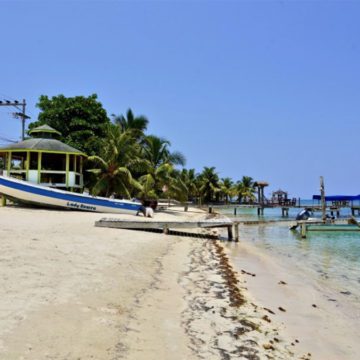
(29, 94), (110, 155)
(112, 109), (149, 141)
(26, 94), (260, 202)
(137, 135), (186, 199)
(235, 176), (256, 203)
(86, 124), (142, 197)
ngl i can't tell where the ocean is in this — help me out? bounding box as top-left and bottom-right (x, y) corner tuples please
(218, 202), (360, 314)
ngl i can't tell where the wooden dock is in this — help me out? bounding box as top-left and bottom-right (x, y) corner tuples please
(95, 218), (239, 241)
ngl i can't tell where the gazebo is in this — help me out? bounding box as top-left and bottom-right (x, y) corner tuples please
(271, 189), (288, 205)
(0, 125), (86, 191)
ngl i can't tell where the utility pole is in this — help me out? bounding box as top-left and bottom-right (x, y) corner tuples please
(320, 176), (326, 222)
(0, 99), (30, 140)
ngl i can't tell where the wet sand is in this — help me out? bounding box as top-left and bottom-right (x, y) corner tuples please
(225, 228), (360, 360)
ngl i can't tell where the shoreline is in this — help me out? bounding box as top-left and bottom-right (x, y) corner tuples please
(224, 224), (360, 360)
(0, 205), (356, 359)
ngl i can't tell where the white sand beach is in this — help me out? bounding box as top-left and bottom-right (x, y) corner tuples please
(0, 205), (357, 359)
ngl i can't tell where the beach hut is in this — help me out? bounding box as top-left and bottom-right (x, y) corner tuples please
(0, 125), (86, 191)
(271, 189), (288, 205)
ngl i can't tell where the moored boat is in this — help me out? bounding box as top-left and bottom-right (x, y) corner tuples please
(306, 223), (360, 232)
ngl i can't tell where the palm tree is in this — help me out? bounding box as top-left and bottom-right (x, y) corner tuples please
(198, 167), (220, 203)
(138, 135), (186, 199)
(86, 124), (142, 198)
(112, 109), (149, 140)
(220, 177), (235, 204)
(235, 176), (256, 204)
(180, 168), (199, 202)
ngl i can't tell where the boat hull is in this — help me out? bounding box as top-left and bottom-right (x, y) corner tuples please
(307, 224), (360, 232)
(0, 175), (141, 214)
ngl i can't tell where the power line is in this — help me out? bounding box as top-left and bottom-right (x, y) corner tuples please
(0, 134), (16, 143)
(0, 99), (30, 140)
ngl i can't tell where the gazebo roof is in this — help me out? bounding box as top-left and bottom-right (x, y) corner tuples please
(254, 181), (269, 187)
(0, 138), (85, 155)
(28, 125), (61, 137)
(273, 189), (288, 195)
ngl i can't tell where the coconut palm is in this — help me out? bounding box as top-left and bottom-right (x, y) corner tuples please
(111, 109), (149, 140)
(180, 168), (199, 202)
(138, 135), (186, 199)
(235, 176), (256, 204)
(220, 177), (235, 204)
(86, 124), (142, 198)
(198, 167), (220, 203)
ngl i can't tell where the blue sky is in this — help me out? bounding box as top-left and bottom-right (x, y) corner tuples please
(0, 0), (359, 198)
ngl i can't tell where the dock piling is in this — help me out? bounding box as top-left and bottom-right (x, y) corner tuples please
(281, 207), (289, 217)
(227, 225), (233, 241)
(301, 222), (307, 238)
(234, 223), (239, 242)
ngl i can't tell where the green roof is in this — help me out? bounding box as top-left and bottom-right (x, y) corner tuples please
(28, 125), (62, 136)
(0, 138), (85, 155)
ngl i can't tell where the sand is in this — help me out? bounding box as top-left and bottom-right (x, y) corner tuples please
(225, 235), (360, 360)
(0, 205), (353, 359)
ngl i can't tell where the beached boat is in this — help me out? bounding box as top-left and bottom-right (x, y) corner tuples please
(0, 175), (142, 214)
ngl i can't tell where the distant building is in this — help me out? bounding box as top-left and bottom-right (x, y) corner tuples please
(271, 189), (288, 204)
(0, 125), (86, 190)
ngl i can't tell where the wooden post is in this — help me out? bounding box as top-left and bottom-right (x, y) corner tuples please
(37, 152), (42, 184)
(1, 195), (6, 207)
(234, 223), (239, 242)
(282, 208), (289, 217)
(65, 154), (70, 188)
(227, 225), (233, 241)
(320, 176), (326, 221)
(301, 223), (307, 238)
(25, 151), (30, 181)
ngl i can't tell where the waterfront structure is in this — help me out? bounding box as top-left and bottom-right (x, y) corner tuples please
(254, 181), (269, 215)
(0, 125), (86, 190)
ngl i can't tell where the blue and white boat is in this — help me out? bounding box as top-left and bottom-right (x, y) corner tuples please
(0, 175), (142, 214)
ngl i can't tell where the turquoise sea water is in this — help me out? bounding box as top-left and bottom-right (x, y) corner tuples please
(219, 203), (360, 309)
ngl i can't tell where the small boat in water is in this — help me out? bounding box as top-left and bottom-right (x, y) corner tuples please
(0, 175), (142, 214)
(306, 223), (360, 232)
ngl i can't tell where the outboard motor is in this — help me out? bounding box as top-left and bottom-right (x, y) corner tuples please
(296, 209), (311, 221)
